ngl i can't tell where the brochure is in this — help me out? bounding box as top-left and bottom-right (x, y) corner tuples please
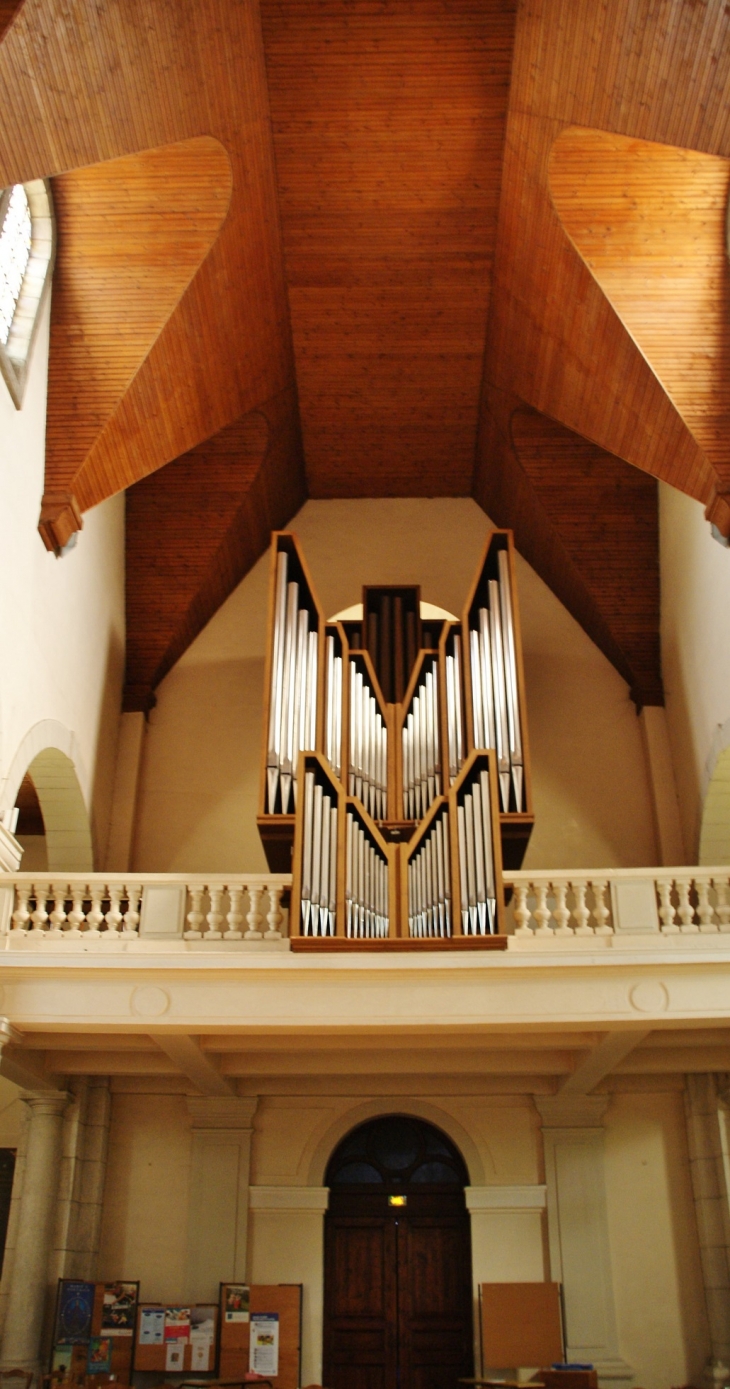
(249, 1313), (279, 1377)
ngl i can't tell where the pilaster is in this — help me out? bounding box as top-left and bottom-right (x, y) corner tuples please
(685, 1074), (730, 1382)
(184, 1096), (258, 1302)
(535, 1095), (632, 1385)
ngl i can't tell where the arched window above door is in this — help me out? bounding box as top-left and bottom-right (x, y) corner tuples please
(0, 179), (55, 408)
(326, 1114), (468, 1189)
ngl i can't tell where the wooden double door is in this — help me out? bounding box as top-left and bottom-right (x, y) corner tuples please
(324, 1188), (473, 1389)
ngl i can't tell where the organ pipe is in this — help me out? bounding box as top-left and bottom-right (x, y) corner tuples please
(468, 550), (524, 812)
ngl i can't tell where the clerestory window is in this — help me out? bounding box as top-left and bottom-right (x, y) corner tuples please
(0, 179), (55, 409)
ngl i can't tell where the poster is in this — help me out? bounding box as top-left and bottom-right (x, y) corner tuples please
(57, 1281), (95, 1344)
(224, 1284), (250, 1323)
(165, 1341), (185, 1373)
(164, 1308), (191, 1341)
(87, 1338), (112, 1374)
(138, 1308), (165, 1346)
(249, 1313), (279, 1376)
(52, 1346), (73, 1376)
(190, 1306), (216, 1372)
(101, 1282), (138, 1337)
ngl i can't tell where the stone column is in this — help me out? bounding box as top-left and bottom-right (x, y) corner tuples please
(535, 1095), (632, 1384)
(685, 1074), (730, 1385)
(184, 1097), (258, 1302)
(0, 1092), (68, 1377)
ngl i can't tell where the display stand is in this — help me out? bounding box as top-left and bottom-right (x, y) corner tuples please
(51, 1280), (139, 1388)
(218, 1284), (301, 1389)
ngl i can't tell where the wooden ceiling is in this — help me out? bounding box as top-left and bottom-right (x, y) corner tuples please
(1, 0), (730, 707)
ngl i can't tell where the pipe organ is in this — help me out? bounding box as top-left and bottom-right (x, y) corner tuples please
(258, 530), (533, 947)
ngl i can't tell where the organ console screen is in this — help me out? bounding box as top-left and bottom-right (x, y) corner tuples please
(257, 530), (533, 944)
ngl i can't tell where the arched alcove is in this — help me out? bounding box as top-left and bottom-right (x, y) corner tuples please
(700, 744), (730, 865)
(15, 748), (93, 873)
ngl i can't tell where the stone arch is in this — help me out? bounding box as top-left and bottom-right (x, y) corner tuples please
(306, 1098), (485, 1188)
(700, 743), (730, 866)
(1, 721), (93, 872)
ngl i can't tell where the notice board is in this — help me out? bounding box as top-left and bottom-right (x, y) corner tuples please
(219, 1283), (302, 1389)
(480, 1282), (563, 1369)
(51, 1280), (139, 1388)
(133, 1303), (218, 1374)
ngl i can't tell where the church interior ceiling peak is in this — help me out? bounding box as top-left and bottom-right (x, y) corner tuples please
(2, 0), (730, 705)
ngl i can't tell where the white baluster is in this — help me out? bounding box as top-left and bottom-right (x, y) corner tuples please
(533, 882), (553, 936)
(552, 880), (573, 936)
(85, 884), (104, 938)
(592, 880), (612, 935)
(66, 886), (86, 937)
(714, 877), (730, 932)
(572, 881), (593, 935)
(657, 879), (679, 934)
(677, 876), (698, 933)
(12, 885), (31, 933)
(184, 888), (205, 939)
(225, 884), (244, 940)
(48, 884), (68, 937)
(103, 884), (123, 938)
(265, 884), (283, 939)
(206, 886), (224, 940)
(244, 885), (264, 939)
(697, 878), (717, 933)
(512, 883), (533, 936)
(30, 885), (49, 933)
(123, 885), (142, 934)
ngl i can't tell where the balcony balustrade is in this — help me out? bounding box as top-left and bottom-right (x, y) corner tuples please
(1, 867), (730, 951)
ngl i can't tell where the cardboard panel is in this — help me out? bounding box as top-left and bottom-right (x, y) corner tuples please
(133, 1304), (218, 1375)
(480, 1282), (563, 1369)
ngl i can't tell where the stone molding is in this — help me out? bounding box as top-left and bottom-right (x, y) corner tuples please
(465, 1184), (546, 1213)
(249, 1186), (330, 1212)
(186, 1096), (258, 1129)
(535, 1094), (609, 1128)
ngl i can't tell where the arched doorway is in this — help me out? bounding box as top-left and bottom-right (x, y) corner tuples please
(323, 1114), (473, 1389)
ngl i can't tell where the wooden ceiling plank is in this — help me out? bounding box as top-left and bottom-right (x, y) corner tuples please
(0, 0), (298, 547)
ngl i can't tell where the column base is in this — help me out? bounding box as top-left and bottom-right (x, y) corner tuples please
(589, 1356), (634, 1386)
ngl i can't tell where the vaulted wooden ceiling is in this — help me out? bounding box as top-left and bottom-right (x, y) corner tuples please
(1, 0), (730, 709)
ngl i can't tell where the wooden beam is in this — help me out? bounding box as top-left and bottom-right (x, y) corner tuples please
(559, 1030), (651, 1096)
(152, 1036), (235, 1097)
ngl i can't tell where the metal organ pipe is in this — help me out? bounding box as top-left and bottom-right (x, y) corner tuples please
(445, 632), (464, 787)
(346, 811), (388, 938)
(348, 661), (387, 821)
(300, 768), (338, 937)
(468, 555), (524, 812)
(402, 658), (440, 819)
(266, 550), (319, 814)
(408, 809), (451, 938)
(455, 771), (497, 935)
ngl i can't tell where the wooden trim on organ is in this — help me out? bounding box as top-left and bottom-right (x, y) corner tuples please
(258, 529), (532, 940)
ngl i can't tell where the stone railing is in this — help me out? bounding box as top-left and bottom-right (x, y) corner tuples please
(0, 874), (292, 946)
(503, 866), (730, 939)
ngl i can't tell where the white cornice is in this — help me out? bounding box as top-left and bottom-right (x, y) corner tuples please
(249, 1186), (329, 1211)
(465, 1184), (546, 1213)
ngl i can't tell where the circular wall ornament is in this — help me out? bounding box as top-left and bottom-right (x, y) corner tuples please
(629, 980), (668, 1013)
(130, 984), (170, 1017)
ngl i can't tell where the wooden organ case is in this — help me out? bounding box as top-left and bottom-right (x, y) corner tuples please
(257, 531), (533, 948)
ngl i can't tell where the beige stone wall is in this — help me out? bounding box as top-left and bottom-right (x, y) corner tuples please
(89, 1079), (707, 1389)
(133, 497), (658, 874)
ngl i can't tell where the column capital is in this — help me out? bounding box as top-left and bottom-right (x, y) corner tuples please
(20, 1090), (69, 1116)
(535, 1094), (609, 1128)
(186, 1096), (258, 1130)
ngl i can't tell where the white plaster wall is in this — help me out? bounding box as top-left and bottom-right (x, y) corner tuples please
(660, 482), (730, 862)
(0, 293), (125, 865)
(604, 1089), (710, 1389)
(133, 497), (657, 873)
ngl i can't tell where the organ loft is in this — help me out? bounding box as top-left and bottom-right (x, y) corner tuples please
(257, 529), (533, 946)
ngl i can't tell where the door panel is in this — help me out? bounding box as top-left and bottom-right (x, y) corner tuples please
(324, 1199), (472, 1389)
